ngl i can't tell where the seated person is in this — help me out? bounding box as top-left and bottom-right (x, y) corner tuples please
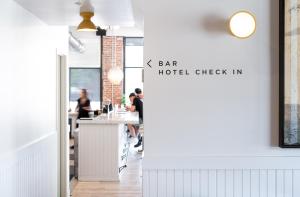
(135, 88), (144, 100)
(126, 93), (143, 147)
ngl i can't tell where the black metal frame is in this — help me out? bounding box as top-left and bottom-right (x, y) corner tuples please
(123, 37), (144, 95)
(100, 36), (104, 105)
(123, 37), (126, 94)
(279, 0), (300, 148)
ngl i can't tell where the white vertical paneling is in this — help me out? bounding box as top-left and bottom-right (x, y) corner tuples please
(78, 124), (123, 181)
(183, 170), (192, 197)
(149, 170), (158, 197)
(174, 170), (184, 197)
(276, 170), (285, 197)
(166, 169), (175, 197)
(208, 170), (217, 197)
(191, 169), (200, 197)
(284, 170), (293, 197)
(242, 170), (251, 197)
(259, 170), (268, 197)
(143, 168), (300, 197)
(200, 170), (209, 197)
(268, 170), (276, 197)
(0, 133), (57, 197)
(293, 170), (300, 196)
(216, 170), (226, 197)
(157, 170), (167, 197)
(233, 170), (243, 197)
(143, 169), (150, 197)
(251, 170), (260, 197)
(225, 170), (234, 197)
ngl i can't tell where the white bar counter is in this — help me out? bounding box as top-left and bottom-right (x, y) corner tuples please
(78, 111), (139, 125)
(77, 112), (139, 182)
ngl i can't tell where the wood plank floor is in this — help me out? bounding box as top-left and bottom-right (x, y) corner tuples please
(71, 146), (142, 197)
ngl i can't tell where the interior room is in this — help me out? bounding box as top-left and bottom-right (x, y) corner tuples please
(1, 0), (300, 197)
(68, 27), (144, 196)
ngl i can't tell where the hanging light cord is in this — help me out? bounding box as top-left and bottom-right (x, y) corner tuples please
(110, 27), (115, 104)
(111, 33), (114, 104)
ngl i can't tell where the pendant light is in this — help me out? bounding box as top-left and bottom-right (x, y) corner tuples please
(108, 29), (124, 85)
(77, 0), (96, 32)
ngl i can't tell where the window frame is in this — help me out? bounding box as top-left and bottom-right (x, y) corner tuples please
(69, 67), (102, 106)
(123, 37), (144, 94)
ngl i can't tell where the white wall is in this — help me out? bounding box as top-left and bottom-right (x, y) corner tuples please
(69, 38), (100, 67)
(112, 27), (144, 37)
(144, 0), (300, 196)
(0, 0), (68, 196)
(69, 27), (100, 67)
(0, 0), (67, 154)
(68, 26), (144, 68)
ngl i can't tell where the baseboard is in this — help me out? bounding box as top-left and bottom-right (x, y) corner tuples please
(0, 132), (58, 197)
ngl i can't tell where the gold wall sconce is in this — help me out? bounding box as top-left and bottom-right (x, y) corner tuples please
(229, 11), (256, 38)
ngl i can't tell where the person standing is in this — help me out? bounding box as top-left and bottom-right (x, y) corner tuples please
(76, 89), (91, 120)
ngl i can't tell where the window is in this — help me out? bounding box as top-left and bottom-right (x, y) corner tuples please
(69, 68), (101, 111)
(124, 38), (144, 103)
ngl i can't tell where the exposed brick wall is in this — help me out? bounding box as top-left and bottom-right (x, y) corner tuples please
(102, 36), (123, 105)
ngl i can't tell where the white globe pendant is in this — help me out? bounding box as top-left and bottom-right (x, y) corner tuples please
(108, 67), (124, 85)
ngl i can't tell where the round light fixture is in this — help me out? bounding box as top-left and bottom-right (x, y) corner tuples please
(77, 12), (96, 32)
(108, 67), (124, 85)
(229, 11), (256, 38)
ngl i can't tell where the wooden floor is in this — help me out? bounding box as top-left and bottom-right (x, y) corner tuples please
(71, 146), (142, 197)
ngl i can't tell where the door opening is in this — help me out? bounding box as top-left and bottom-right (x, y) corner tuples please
(65, 36), (144, 197)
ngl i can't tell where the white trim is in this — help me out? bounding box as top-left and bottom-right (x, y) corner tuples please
(143, 156), (300, 169)
(57, 55), (69, 197)
(56, 53), (61, 197)
(0, 131), (56, 162)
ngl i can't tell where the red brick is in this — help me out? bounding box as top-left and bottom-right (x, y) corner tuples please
(102, 36), (123, 105)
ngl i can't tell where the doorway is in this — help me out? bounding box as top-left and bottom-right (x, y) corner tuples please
(63, 36), (144, 197)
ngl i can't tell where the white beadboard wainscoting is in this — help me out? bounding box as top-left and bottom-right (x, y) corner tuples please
(0, 132), (57, 197)
(143, 157), (300, 197)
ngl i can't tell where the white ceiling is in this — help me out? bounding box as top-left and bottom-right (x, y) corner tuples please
(14, 0), (143, 28)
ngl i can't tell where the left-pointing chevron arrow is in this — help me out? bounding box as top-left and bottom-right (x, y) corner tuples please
(147, 59), (152, 68)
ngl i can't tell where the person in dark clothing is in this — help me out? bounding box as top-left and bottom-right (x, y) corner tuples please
(76, 89), (91, 120)
(126, 93), (143, 147)
(135, 88), (144, 100)
(132, 94), (143, 122)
